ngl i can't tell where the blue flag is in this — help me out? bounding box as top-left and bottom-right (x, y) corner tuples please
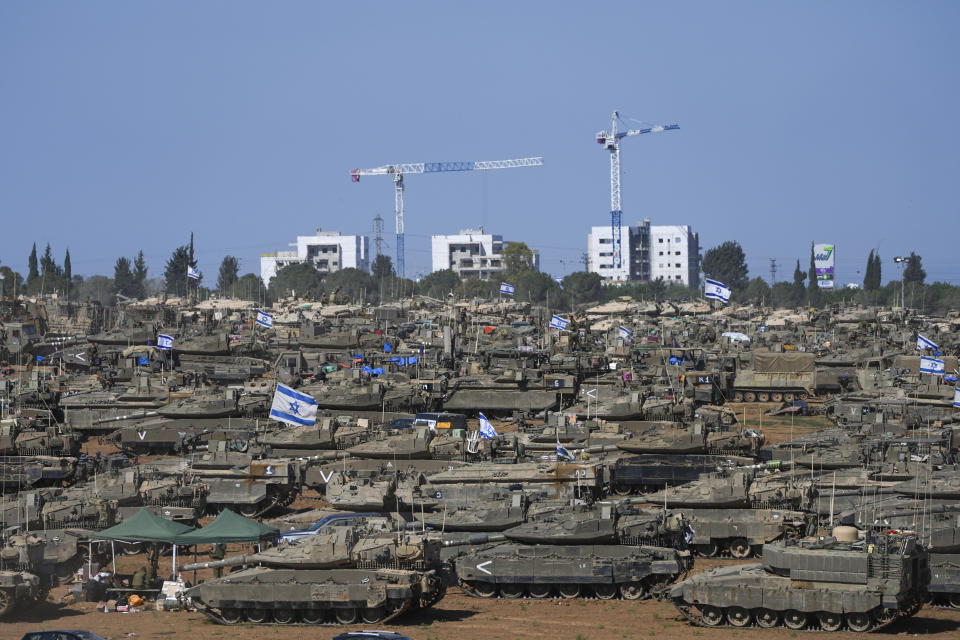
(500, 282), (515, 296)
(270, 383), (319, 427)
(187, 266), (201, 280)
(556, 442), (575, 461)
(478, 412), (498, 439)
(256, 310), (273, 328)
(36, 355), (44, 362)
(704, 278), (731, 304)
(157, 334), (174, 350)
(549, 315), (569, 331)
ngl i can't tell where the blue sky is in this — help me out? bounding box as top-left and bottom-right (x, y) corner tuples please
(2, 2), (958, 286)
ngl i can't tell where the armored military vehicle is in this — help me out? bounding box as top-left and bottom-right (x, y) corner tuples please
(453, 542), (689, 600)
(683, 508), (814, 558)
(669, 530), (929, 631)
(182, 527), (446, 624)
(0, 569), (41, 618)
(725, 351), (816, 402)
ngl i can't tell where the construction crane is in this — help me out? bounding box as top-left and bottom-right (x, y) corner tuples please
(350, 157), (543, 278)
(596, 111), (678, 272)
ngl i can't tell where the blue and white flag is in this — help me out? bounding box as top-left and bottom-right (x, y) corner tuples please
(917, 334), (939, 352)
(157, 334), (174, 350)
(619, 326), (633, 341)
(920, 356), (945, 375)
(187, 266), (201, 280)
(704, 278), (731, 304)
(478, 412), (498, 439)
(270, 383), (319, 427)
(954, 388), (960, 409)
(549, 315), (569, 331)
(256, 310), (273, 328)
(556, 442), (575, 461)
(500, 282), (515, 296)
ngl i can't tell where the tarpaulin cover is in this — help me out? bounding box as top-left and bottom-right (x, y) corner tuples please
(173, 509), (278, 545)
(753, 352), (816, 373)
(94, 508), (194, 543)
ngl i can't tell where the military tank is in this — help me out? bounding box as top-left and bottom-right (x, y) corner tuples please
(452, 540), (689, 600)
(181, 527), (446, 625)
(0, 570), (42, 618)
(669, 529), (929, 632)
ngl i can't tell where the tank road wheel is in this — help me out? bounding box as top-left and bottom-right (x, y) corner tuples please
(558, 584), (581, 599)
(592, 584), (617, 600)
(528, 584), (552, 599)
(818, 611), (843, 632)
(695, 542), (719, 557)
(783, 393), (795, 402)
(700, 605), (724, 627)
(238, 502), (261, 518)
(335, 608), (358, 624)
(619, 582), (645, 600)
(299, 609), (324, 624)
(757, 392), (770, 402)
(272, 608), (297, 624)
(744, 392), (757, 402)
(755, 608), (779, 628)
(361, 607), (386, 623)
(727, 606), (751, 628)
(613, 484), (633, 496)
(499, 584), (524, 599)
(771, 392), (783, 402)
(797, 392), (809, 400)
(845, 611), (873, 632)
(783, 610), (808, 630)
(246, 608), (271, 623)
(219, 608), (243, 624)
(728, 538), (752, 559)
(733, 391), (744, 402)
(120, 541), (144, 556)
(0, 589), (13, 618)
(949, 593), (960, 609)
(471, 581), (497, 598)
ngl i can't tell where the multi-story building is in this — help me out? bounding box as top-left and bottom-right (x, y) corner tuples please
(260, 229), (370, 285)
(431, 228), (539, 280)
(587, 219), (699, 287)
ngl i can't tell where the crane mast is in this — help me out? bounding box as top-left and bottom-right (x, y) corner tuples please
(597, 111), (678, 273)
(351, 157), (543, 278)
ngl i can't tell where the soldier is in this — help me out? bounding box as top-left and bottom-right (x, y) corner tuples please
(209, 542), (226, 578)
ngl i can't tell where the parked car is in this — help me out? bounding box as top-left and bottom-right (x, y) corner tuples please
(279, 512), (380, 543)
(332, 631), (414, 640)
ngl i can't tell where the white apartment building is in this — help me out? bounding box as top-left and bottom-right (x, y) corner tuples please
(431, 228), (539, 280)
(260, 229), (370, 285)
(588, 220), (699, 287)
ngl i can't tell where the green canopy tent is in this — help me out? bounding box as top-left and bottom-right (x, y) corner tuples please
(93, 509), (195, 579)
(174, 509), (279, 545)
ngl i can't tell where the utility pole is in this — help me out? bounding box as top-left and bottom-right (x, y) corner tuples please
(581, 253), (590, 271)
(373, 214), (385, 258)
(769, 258), (777, 284)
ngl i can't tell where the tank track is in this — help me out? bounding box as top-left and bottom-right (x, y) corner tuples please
(670, 597), (924, 633)
(190, 597), (414, 626)
(457, 577), (666, 601)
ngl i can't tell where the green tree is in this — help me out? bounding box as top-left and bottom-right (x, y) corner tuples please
(235, 273), (264, 302)
(460, 277), (497, 299)
(164, 245), (193, 296)
(791, 259), (806, 307)
(517, 270), (563, 305)
(63, 248), (72, 300)
(78, 275), (114, 305)
(371, 254), (394, 281)
(903, 252), (926, 285)
(872, 252), (882, 289)
(132, 250), (148, 299)
(502, 242), (534, 277)
(27, 243), (39, 287)
(700, 241), (749, 292)
(416, 269), (460, 299)
(0, 266), (24, 297)
(741, 277), (771, 304)
(648, 276), (667, 301)
(114, 257), (136, 297)
(807, 244), (822, 307)
(323, 268), (376, 303)
(217, 255), (240, 293)
(268, 262), (323, 299)
(562, 271), (602, 306)
(863, 250), (876, 291)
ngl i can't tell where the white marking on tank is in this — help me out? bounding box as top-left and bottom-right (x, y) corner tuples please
(476, 561), (492, 575)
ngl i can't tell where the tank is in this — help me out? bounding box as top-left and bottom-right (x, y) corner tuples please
(452, 542), (689, 600)
(669, 531), (929, 632)
(729, 351), (816, 402)
(0, 570), (42, 618)
(181, 528), (446, 625)
(683, 508), (814, 558)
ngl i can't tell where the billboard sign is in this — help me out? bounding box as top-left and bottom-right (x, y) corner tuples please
(814, 243), (835, 289)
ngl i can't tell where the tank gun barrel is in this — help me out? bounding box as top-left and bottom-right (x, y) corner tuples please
(179, 554), (256, 572)
(442, 533), (506, 547)
(91, 412), (159, 425)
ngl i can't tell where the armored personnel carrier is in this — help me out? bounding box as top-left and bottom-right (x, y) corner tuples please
(453, 541), (689, 600)
(181, 528), (446, 625)
(0, 569), (42, 618)
(669, 530), (929, 632)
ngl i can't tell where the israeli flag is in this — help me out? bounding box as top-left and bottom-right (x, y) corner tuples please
(549, 315), (569, 331)
(954, 388), (960, 408)
(256, 310), (273, 328)
(270, 383), (319, 427)
(917, 334), (939, 351)
(156, 334), (174, 350)
(556, 442), (575, 461)
(619, 326), (633, 341)
(500, 282), (515, 296)
(920, 356), (945, 375)
(704, 278), (731, 304)
(478, 412), (498, 439)
(187, 266), (201, 280)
